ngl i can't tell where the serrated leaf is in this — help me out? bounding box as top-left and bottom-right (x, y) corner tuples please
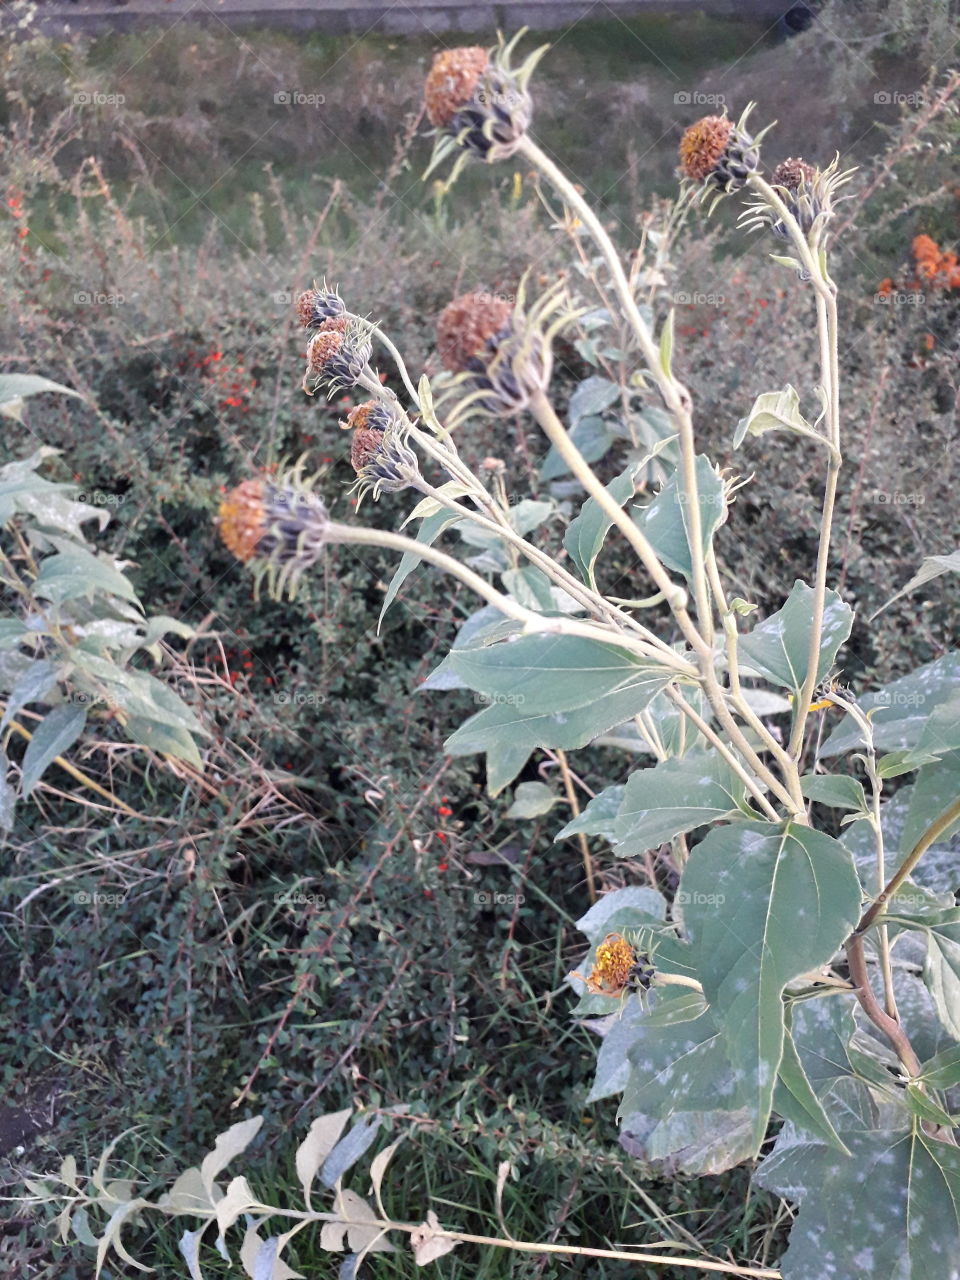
(681, 822), (862, 1152)
(296, 1109), (351, 1209)
(505, 780), (558, 818)
(200, 1117), (263, 1200)
(20, 704), (87, 796)
(739, 580), (853, 694)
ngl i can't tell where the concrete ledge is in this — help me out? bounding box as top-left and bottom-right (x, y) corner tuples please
(9, 0), (804, 38)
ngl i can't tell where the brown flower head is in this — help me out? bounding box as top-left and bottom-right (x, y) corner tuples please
(347, 402), (420, 503)
(217, 470), (330, 597)
(305, 317), (347, 376)
(679, 107), (761, 194)
(425, 46), (489, 128)
(302, 317), (372, 397)
(571, 932), (653, 998)
(436, 290), (512, 373)
(772, 156), (815, 191)
(296, 284), (345, 330)
(339, 399), (394, 433)
(350, 425), (385, 473)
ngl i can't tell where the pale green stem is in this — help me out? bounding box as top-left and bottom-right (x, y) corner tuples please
(519, 135), (714, 643)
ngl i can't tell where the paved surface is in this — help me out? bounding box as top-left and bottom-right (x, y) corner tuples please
(11, 0), (805, 37)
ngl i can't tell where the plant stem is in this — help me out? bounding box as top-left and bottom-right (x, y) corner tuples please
(857, 796), (960, 935)
(554, 748), (596, 902)
(846, 934), (922, 1079)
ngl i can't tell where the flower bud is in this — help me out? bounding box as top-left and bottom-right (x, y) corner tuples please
(296, 283), (345, 330)
(217, 472), (330, 597)
(679, 109), (761, 193)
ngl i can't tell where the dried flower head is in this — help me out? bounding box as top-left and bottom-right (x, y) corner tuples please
(741, 154), (856, 249)
(436, 290), (512, 373)
(679, 105), (766, 198)
(347, 402), (421, 504)
(302, 317), (372, 397)
(339, 399), (394, 433)
(436, 277), (571, 420)
(425, 46), (489, 128)
(217, 468), (330, 598)
(772, 156), (815, 191)
(296, 283), (345, 330)
(424, 32), (546, 182)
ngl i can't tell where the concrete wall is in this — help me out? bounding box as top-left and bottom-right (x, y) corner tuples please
(11, 0), (804, 39)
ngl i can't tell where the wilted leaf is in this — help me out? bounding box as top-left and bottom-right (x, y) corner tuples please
(200, 1117), (264, 1200)
(410, 1211), (459, 1266)
(296, 1110), (351, 1209)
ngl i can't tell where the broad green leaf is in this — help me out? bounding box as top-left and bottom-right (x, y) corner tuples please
(556, 784), (624, 841)
(622, 1107), (756, 1176)
(20, 704), (87, 796)
(733, 383), (821, 450)
(757, 1126), (960, 1280)
(773, 1015), (848, 1153)
(900, 753), (960, 854)
(0, 619), (27, 650)
(568, 376), (620, 423)
(505, 781), (559, 818)
(34, 544), (141, 607)
(378, 510), (461, 629)
(919, 1042), (960, 1090)
(821, 651), (960, 759)
(540, 411), (613, 480)
(875, 548), (960, 616)
(681, 822), (861, 1152)
(575, 884), (667, 943)
(563, 465), (637, 587)
(509, 499), (556, 538)
(444, 664), (670, 795)
(633, 454), (726, 581)
(902, 1083), (957, 1127)
(739, 580), (853, 693)
(799, 773), (867, 812)
(500, 566), (556, 613)
(612, 752), (748, 856)
(446, 635), (667, 716)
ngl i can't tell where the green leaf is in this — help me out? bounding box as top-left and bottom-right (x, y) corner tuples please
(821, 651), (960, 760)
(799, 773), (867, 812)
(874, 548), (960, 616)
(619, 1103), (755, 1176)
(919, 1043), (960, 1090)
(900, 753), (960, 853)
(20, 704), (87, 796)
(505, 781), (559, 819)
(902, 1083), (958, 1127)
(540, 412), (613, 481)
(446, 635), (666, 716)
(739, 580), (853, 693)
(568, 376), (620, 423)
(34, 544), (141, 607)
(509, 499), (556, 538)
(733, 383), (821, 450)
(445, 675), (668, 796)
(0, 659), (57, 731)
(563, 465), (637, 588)
(612, 752), (748, 856)
(556, 784), (624, 841)
(575, 884), (666, 944)
(0, 373), (84, 408)
(378, 510), (461, 630)
(773, 1013), (849, 1153)
(633, 454), (726, 581)
(680, 822), (862, 1152)
(757, 1126), (960, 1280)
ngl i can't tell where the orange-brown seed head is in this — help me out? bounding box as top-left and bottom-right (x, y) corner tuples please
(424, 46), (489, 128)
(218, 479), (267, 563)
(436, 289), (512, 372)
(679, 115), (734, 182)
(341, 400), (375, 432)
(306, 321), (346, 376)
(350, 426), (385, 474)
(772, 156), (815, 191)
